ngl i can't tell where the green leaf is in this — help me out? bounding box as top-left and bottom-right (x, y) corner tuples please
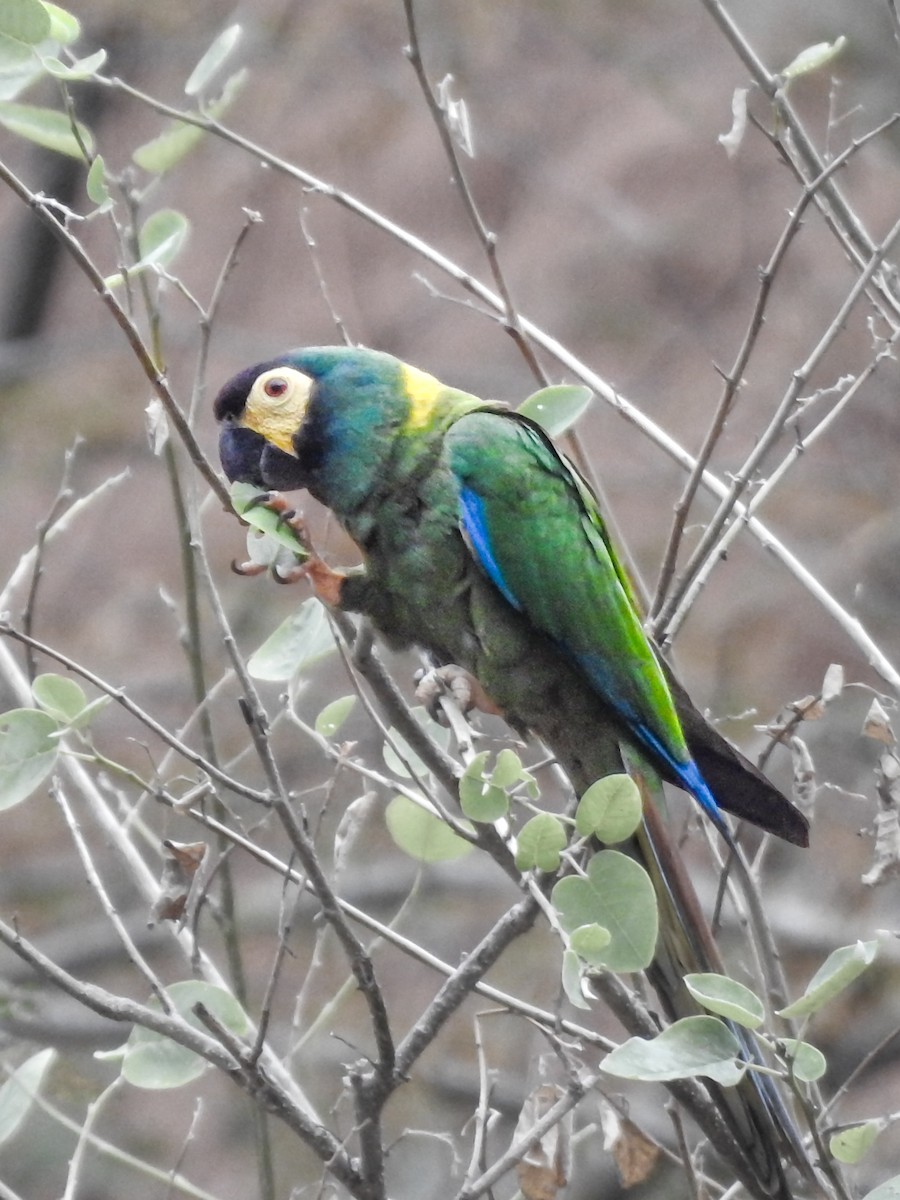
(385, 795), (473, 863)
(551, 850), (657, 972)
(0, 0), (51, 45)
(137, 207), (190, 267)
(490, 747), (525, 790)
(315, 694), (356, 738)
(132, 68), (246, 174)
(561, 948), (591, 1010)
(0, 707), (58, 810)
(0, 99), (92, 156)
(42, 2), (79, 44)
(684, 973), (765, 1030)
(247, 596), (336, 682)
(575, 774), (642, 844)
(782, 37), (847, 82)
(0, 1048), (56, 1144)
(0, 33), (43, 100)
(515, 812), (567, 872)
(31, 672), (86, 723)
(185, 22), (241, 96)
(778, 1038), (827, 1083)
(122, 982), (248, 1090)
(461, 780), (508, 823)
(829, 1120), (884, 1165)
(229, 481), (310, 559)
(863, 1177), (900, 1200)
(85, 151), (112, 208)
(778, 939), (879, 1018)
(518, 385), (593, 437)
(569, 922), (612, 966)
(603, 1016), (745, 1086)
(459, 752), (509, 823)
(40, 47), (106, 79)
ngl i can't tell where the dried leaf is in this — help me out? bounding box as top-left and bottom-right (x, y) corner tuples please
(863, 699), (896, 746)
(718, 86), (748, 158)
(821, 663), (844, 704)
(790, 736), (816, 811)
(863, 754), (900, 886)
(598, 1099), (660, 1188)
(792, 694), (824, 721)
(150, 840), (208, 924)
(514, 1084), (571, 1200)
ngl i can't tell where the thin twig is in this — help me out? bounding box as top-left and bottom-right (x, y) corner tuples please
(0, 159), (229, 508)
(650, 117), (898, 616)
(401, 0), (546, 385)
(652, 208), (900, 645)
(0, 622), (270, 805)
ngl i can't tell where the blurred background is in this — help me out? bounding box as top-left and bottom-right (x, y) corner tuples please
(1, 1), (900, 1196)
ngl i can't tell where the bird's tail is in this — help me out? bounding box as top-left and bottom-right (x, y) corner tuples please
(631, 778), (813, 1199)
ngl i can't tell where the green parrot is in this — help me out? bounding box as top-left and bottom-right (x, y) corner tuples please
(214, 346), (810, 1197)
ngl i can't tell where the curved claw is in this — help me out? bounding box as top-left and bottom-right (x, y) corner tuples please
(231, 558), (269, 578)
(415, 664), (503, 717)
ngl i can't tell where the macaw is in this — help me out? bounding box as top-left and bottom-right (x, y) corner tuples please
(214, 346), (810, 1197)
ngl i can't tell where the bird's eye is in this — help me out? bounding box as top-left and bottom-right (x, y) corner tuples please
(264, 377), (289, 398)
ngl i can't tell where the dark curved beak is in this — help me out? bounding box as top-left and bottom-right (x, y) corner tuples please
(219, 424), (268, 487)
(218, 423), (307, 491)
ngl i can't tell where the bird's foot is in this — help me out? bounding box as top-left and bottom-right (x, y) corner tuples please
(415, 664), (503, 719)
(230, 491), (345, 603)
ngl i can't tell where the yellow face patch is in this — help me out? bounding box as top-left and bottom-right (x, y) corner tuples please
(400, 363), (444, 431)
(242, 367), (313, 455)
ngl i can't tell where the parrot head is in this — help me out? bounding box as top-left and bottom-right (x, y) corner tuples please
(214, 355), (314, 491)
(214, 346), (478, 509)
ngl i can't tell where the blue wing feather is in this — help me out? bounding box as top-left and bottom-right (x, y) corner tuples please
(458, 485), (522, 611)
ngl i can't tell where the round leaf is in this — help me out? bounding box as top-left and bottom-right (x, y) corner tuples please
(460, 751), (509, 821)
(247, 597), (336, 681)
(778, 1038), (827, 1083)
(515, 812), (567, 872)
(551, 850), (657, 972)
(829, 1120), (883, 1165)
(569, 922), (612, 966)
(32, 672), (86, 723)
(315, 695), (356, 738)
(575, 774), (642, 843)
(385, 795), (473, 863)
(684, 973), (765, 1030)
(490, 748), (525, 790)
(602, 1016), (744, 1085)
(0, 0), (51, 45)
(518, 385), (593, 437)
(123, 982), (248, 1090)
(460, 780), (508, 823)
(0, 708), (59, 810)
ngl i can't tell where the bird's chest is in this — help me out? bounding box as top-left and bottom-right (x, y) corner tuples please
(342, 470), (475, 658)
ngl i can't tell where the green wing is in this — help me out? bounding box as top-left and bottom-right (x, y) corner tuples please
(444, 409), (696, 781)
